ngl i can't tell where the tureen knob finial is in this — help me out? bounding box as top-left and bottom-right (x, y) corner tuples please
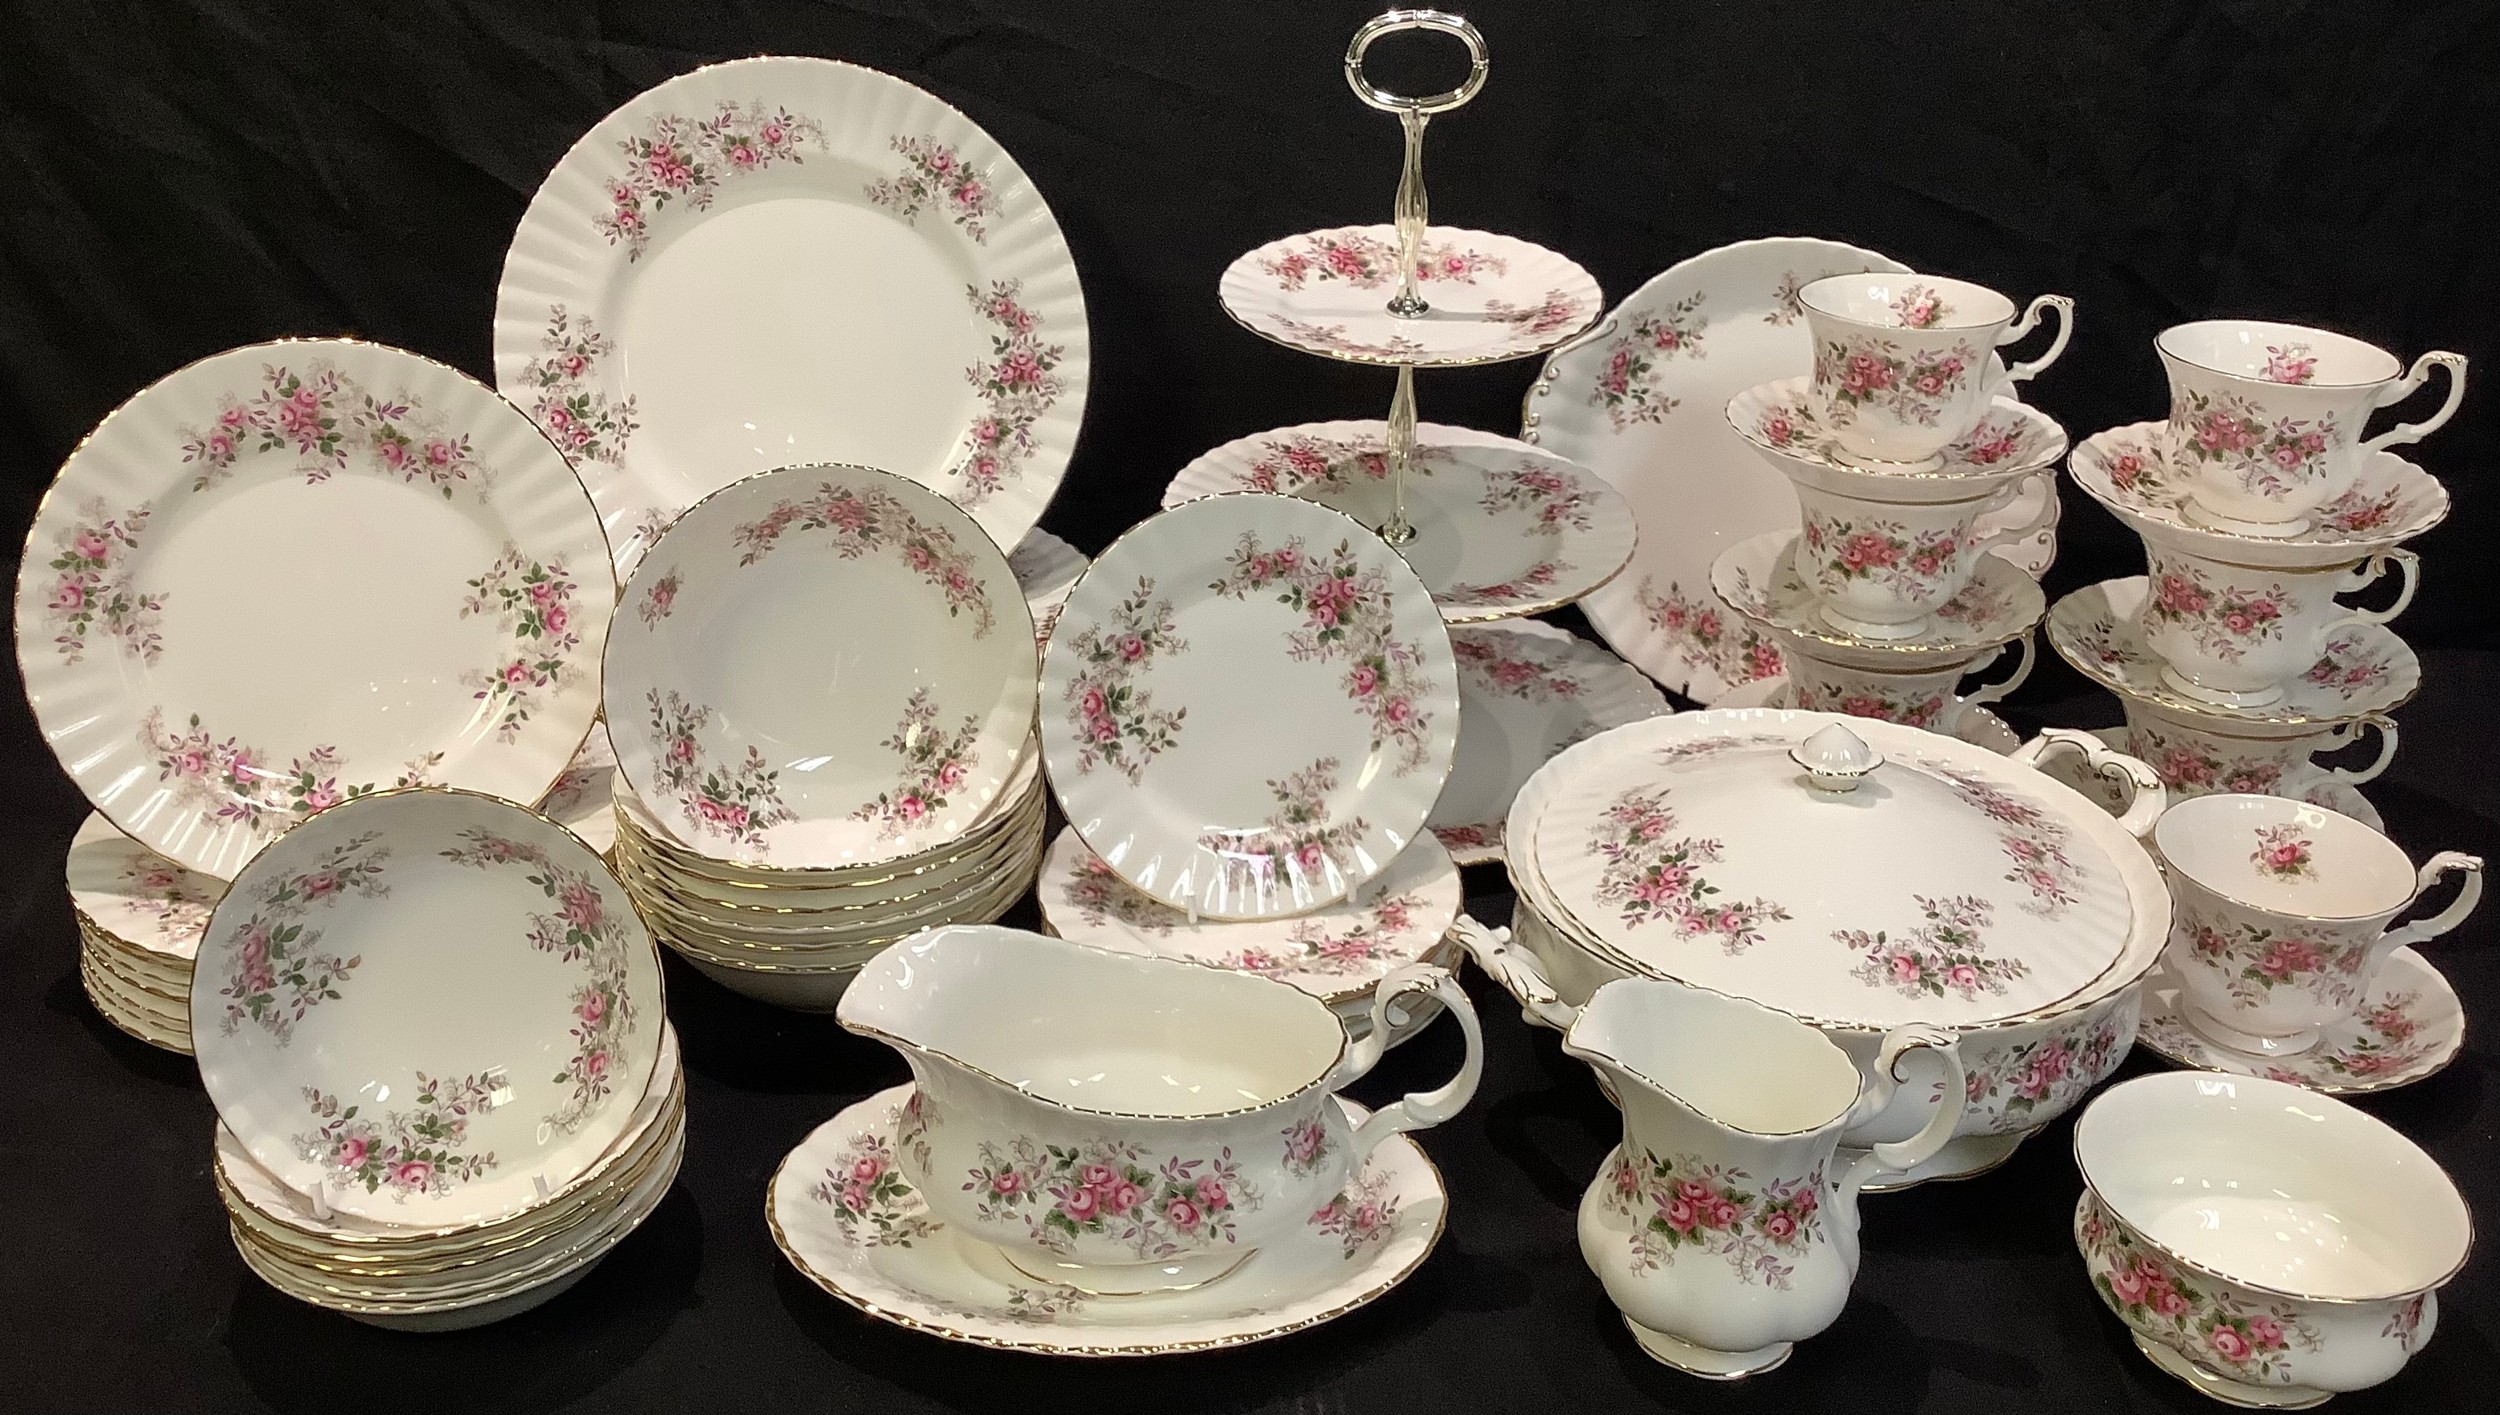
(1792, 723), (1883, 794)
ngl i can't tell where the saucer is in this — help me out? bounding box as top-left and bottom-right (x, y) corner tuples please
(1221, 227), (1600, 368)
(2075, 725), (2385, 832)
(1727, 376), (2067, 496)
(2136, 947), (2460, 1095)
(767, 1085), (1446, 1355)
(1706, 676), (2018, 755)
(2071, 423), (2448, 568)
(1712, 529), (2045, 660)
(2047, 578), (2420, 726)
(1161, 421), (1636, 622)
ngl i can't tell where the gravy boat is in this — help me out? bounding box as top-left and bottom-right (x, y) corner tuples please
(837, 924), (1483, 1293)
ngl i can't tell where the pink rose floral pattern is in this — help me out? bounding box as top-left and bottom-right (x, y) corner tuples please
(2077, 1194), (2324, 1382)
(1789, 677), (1951, 730)
(113, 848), (223, 946)
(458, 546), (583, 742)
(2184, 913), (2360, 1010)
(1834, 894), (2030, 1001)
(2130, 722), (2287, 797)
(732, 478), (998, 634)
(1059, 854), (1176, 936)
(141, 709), (393, 834)
(850, 688), (982, 839)
(217, 831), (392, 1041)
(965, 1135), (1260, 1260)
(637, 569), (681, 626)
(1060, 575), (1188, 783)
(2169, 390), (2340, 500)
(1751, 388), (2044, 473)
(1937, 766), (2083, 913)
(1266, 316), (1427, 362)
(597, 101), (824, 259)
(1604, 1147), (1823, 1289)
(295, 1072), (503, 1200)
(2265, 992), (2440, 1085)
(1485, 289), (1590, 340)
(1310, 1169), (1402, 1260)
(1479, 463), (1598, 532)
(519, 307), (638, 469)
(812, 1130), (938, 1248)
(1197, 757), (1371, 898)
(1888, 284), (1953, 328)
(864, 136), (998, 241)
(952, 280), (1067, 507)
(1797, 510), (1966, 599)
(1209, 532), (1439, 774)
(1635, 578), (1784, 687)
(1588, 786), (1792, 953)
(441, 828), (642, 1133)
(2304, 631), (2398, 693)
(1255, 230), (1507, 291)
(42, 499), (164, 666)
(2143, 559), (2290, 663)
(2260, 344), (2319, 384)
(1280, 1115), (1334, 1180)
(1453, 634), (1588, 703)
(1766, 272), (1811, 326)
(645, 688), (797, 851)
(1224, 430), (1392, 495)
(1212, 892), (1428, 980)
(2251, 823), (2317, 880)
(1448, 560), (1569, 607)
(1813, 335), (1978, 428)
(1963, 1011), (2127, 1132)
(1587, 291), (1708, 431)
(179, 363), (483, 496)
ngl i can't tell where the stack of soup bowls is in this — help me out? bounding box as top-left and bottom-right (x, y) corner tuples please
(1711, 273), (2075, 740)
(2052, 320), (2464, 826)
(66, 812), (224, 1055)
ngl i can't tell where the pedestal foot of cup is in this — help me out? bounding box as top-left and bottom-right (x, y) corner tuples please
(999, 1244), (1253, 1296)
(2157, 667), (2288, 710)
(2135, 1334), (2333, 1408)
(1848, 1130), (2028, 1193)
(1818, 606), (1930, 642)
(1626, 1317), (1793, 1379)
(2184, 1004), (2324, 1058)
(2182, 505), (2313, 540)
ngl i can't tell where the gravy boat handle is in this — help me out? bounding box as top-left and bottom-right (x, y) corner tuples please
(1328, 963), (1486, 1169)
(1449, 914), (1579, 1029)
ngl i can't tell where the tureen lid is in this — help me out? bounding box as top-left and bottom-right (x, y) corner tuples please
(1527, 711), (2137, 1029)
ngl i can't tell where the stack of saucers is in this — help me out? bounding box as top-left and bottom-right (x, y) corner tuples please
(68, 813), (223, 1055)
(193, 788), (677, 1328)
(603, 464), (1048, 1010)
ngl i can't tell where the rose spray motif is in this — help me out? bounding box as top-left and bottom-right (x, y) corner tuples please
(953, 280), (1067, 506)
(521, 306), (638, 469)
(865, 136), (999, 240)
(1196, 757), (1372, 898)
(459, 545), (583, 742)
(2078, 1195), (2324, 1381)
(1256, 229), (1508, 291)
(178, 362), (485, 496)
(1635, 577), (1784, 687)
(295, 1071), (504, 1200)
(964, 1135), (1262, 1260)
(217, 831), (392, 1042)
(1587, 290), (1708, 431)
(1833, 894), (2031, 1002)
(1208, 531), (1439, 774)
(813, 1129), (938, 1248)
(850, 687), (984, 838)
(597, 100), (825, 258)
(1603, 1148), (1825, 1290)
(1587, 784), (1791, 953)
(730, 479), (997, 633)
(42, 498), (164, 666)
(2251, 823), (2319, 880)
(1060, 575), (1188, 783)
(644, 688), (798, 851)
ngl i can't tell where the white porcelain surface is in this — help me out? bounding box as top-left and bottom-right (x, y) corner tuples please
(193, 788), (666, 1226)
(2137, 948), (2459, 1095)
(1160, 420), (1636, 622)
(1011, 527), (1087, 641)
(2121, 699), (2396, 804)
(1714, 529), (2045, 662)
(2157, 320), (2465, 536)
(494, 56), (1087, 568)
(2138, 545), (2417, 707)
(1783, 636), (2033, 736)
(605, 463), (1036, 868)
(1728, 376), (2065, 503)
(1788, 480), (2053, 639)
(2071, 423), (2448, 568)
(769, 1084), (1446, 1353)
(835, 926), (1481, 1292)
(1220, 226), (1600, 367)
(1798, 274), (2072, 466)
(2049, 578), (2420, 728)
(16, 339), (613, 880)
(1040, 493), (1457, 920)
(542, 732), (620, 856)
(1716, 676), (2024, 756)
(67, 812), (223, 960)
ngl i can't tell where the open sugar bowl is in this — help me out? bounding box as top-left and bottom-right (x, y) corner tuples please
(2073, 1072), (2470, 1406)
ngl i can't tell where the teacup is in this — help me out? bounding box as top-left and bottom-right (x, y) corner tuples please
(1791, 479), (2055, 639)
(2151, 793), (2482, 1057)
(2075, 1073), (2470, 1406)
(2158, 320), (2467, 537)
(1799, 273), (2073, 467)
(2138, 543), (2417, 707)
(838, 925), (1485, 1293)
(1785, 634), (2034, 734)
(2122, 698), (2396, 801)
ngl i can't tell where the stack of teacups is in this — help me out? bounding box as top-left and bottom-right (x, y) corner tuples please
(1712, 272), (2075, 736)
(2054, 320), (2464, 822)
(66, 813), (224, 1055)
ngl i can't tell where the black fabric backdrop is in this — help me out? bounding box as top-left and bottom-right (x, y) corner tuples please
(2, 3), (2497, 1411)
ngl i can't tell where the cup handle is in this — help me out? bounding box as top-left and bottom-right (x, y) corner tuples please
(2323, 711), (2400, 786)
(2374, 853), (2485, 962)
(2013, 726), (2168, 837)
(1968, 471), (2060, 559)
(2360, 351), (2467, 456)
(2328, 549), (2420, 629)
(1997, 294), (2075, 384)
(1449, 914), (1579, 1029)
(1839, 1024), (1968, 1195)
(1329, 963), (1485, 1168)
(1961, 633), (2037, 709)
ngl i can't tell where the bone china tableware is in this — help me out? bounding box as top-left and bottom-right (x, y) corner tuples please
(2150, 794), (2482, 1060)
(2135, 949), (2461, 1094)
(2073, 1072), (2471, 1405)
(1159, 420), (1636, 623)
(1782, 635), (2035, 736)
(768, 1084), (1447, 1355)
(2156, 319), (2465, 537)
(2121, 699), (2397, 804)
(1040, 493), (1458, 920)
(1570, 980), (1965, 1378)
(15, 339), (614, 880)
(1729, 376), (2068, 502)
(1786, 479), (2056, 640)
(606, 463), (1036, 867)
(2138, 545), (2417, 707)
(1797, 273), (2073, 467)
(1459, 710), (2170, 1184)
(835, 925), (1482, 1294)
(69, 810), (225, 1053)
(1220, 227), (1602, 368)
(1713, 528), (2045, 663)
(2050, 578), (2420, 728)
(496, 55), (1088, 570)
(2071, 423), (2448, 568)
(192, 788), (666, 1226)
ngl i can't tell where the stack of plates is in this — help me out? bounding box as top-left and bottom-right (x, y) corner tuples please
(604, 463), (1047, 1011)
(68, 813), (222, 1054)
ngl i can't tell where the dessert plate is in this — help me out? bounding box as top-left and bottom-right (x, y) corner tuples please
(2136, 949), (2458, 1095)
(1220, 226), (1600, 366)
(768, 1085), (1446, 1355)
(1040, 493), (1457, 919)
(2047, 578), (2419, 726)
(495, 56), (1088, 570)
(1160, 420), (1635, 622)
(2070, 423), (2448, 567)
(606, 464), (1036, 867)
(16, 339), (612, 880)
(1713, 530), (2044, 661)
(1728, 377), (2066, 498)
(192, 788), (666, 1226)
(67, 812), (224, 959)
(1522, 238), (2052, 701)
(1038, 827), (1461, 1003)
(1430, 621), (1670, 861)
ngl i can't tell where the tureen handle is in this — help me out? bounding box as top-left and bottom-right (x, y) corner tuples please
(1449, 914), (1579, 1029)
(1838, 1024), (1967, 1196)
(1329, 963), (1486, 1167)
(2013, 727), (2167, 838)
